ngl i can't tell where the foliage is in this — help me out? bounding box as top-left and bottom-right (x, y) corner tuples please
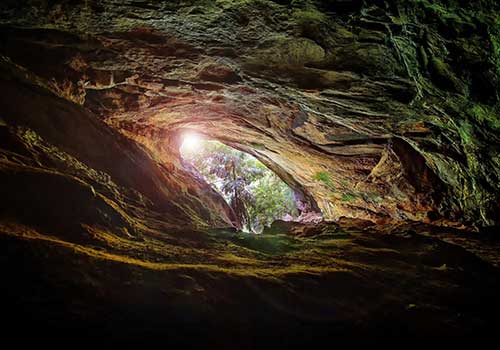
(313, 171), (335, 189)
(469, 103), (500, 131)
(248, 171), (298, 231)
(341, 193), (357, 202)
(182, 140), (298, 233)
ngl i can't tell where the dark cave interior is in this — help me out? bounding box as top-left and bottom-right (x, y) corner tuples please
(1, 0), (500, 347)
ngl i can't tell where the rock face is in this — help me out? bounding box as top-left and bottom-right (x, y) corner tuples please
(1, 0), (499, 227)
(0, 56), (240, 233)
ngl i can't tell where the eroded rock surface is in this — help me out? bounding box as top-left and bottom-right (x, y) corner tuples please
(0, 57), (239, 233)
(1, 0), (499, 226)
(0, 1), (500, 347)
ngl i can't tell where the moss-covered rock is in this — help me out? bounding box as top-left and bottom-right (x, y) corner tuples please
(246, 37), (325, 67)
(0, 0), (499, 226)
(428, 56), (465, 93)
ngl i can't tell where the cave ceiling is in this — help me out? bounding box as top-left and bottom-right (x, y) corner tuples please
(1, 0), (499, 227)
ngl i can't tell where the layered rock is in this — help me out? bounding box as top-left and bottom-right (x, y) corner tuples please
(1, 2), (500, 346)
(0, 56), (239, 237)
(0, 0), (499, 227)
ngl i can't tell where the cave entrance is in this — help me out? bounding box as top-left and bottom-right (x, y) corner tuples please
(180, 133), (301, 233)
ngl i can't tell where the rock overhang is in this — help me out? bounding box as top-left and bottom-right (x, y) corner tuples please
(1, 0), (499, 227)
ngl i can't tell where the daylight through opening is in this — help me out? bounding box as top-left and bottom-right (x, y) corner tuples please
(180, 134), (302, 233)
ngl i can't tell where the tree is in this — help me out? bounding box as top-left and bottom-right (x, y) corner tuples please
(182, 140), (298, 233)
(248, 172), (298, 231)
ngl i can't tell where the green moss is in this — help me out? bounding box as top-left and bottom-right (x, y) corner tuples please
(419, 0), (462, 22)
(292, 8), (326, 23)
(389, 14), (409, 26)
(428, 56), (464, 93)
(488, 15), (500, 84)
(292, 7), (327, 41)
(247, 36), (324, 67)
(313, 171), (335, 189)
(21, 129), (40, 145)
(469, 104), (500, 131)
(457, 120), (474, 146)
(209, 229), (302, 255)
(251, 143), (266, 150)
(418, 46), (428, 68)
(363, 192), (382, 203)
(341, 193), (356, 202)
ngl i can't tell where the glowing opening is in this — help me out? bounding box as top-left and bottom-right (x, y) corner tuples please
(180, 139), (301, 233)
(180, 132), (202, 153)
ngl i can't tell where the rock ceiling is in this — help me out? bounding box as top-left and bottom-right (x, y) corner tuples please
(1, 0), (499, 227)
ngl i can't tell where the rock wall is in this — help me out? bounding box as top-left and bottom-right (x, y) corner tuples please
(0, 57), (239, 235)
(1, 0), (499, 226)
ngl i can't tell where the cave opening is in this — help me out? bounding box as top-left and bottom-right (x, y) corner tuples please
(180, 132), (305, 233)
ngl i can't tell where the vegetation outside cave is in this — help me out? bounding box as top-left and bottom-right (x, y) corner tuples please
(180, 137), (304, 233)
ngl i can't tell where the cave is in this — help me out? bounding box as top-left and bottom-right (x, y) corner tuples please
(1, 0), (500, 348)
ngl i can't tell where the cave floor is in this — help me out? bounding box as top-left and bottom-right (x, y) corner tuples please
(1, 220), (499, 348)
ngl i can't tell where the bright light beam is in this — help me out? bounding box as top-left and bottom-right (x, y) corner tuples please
(181, 133), (202, 153)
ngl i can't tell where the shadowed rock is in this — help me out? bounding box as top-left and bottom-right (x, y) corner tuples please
(0, 0), (500, 347)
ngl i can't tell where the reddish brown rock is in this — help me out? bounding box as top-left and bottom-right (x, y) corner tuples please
(0, 1), (500, 347)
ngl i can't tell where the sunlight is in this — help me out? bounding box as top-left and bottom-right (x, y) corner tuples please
(181, 133), (202, 153)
